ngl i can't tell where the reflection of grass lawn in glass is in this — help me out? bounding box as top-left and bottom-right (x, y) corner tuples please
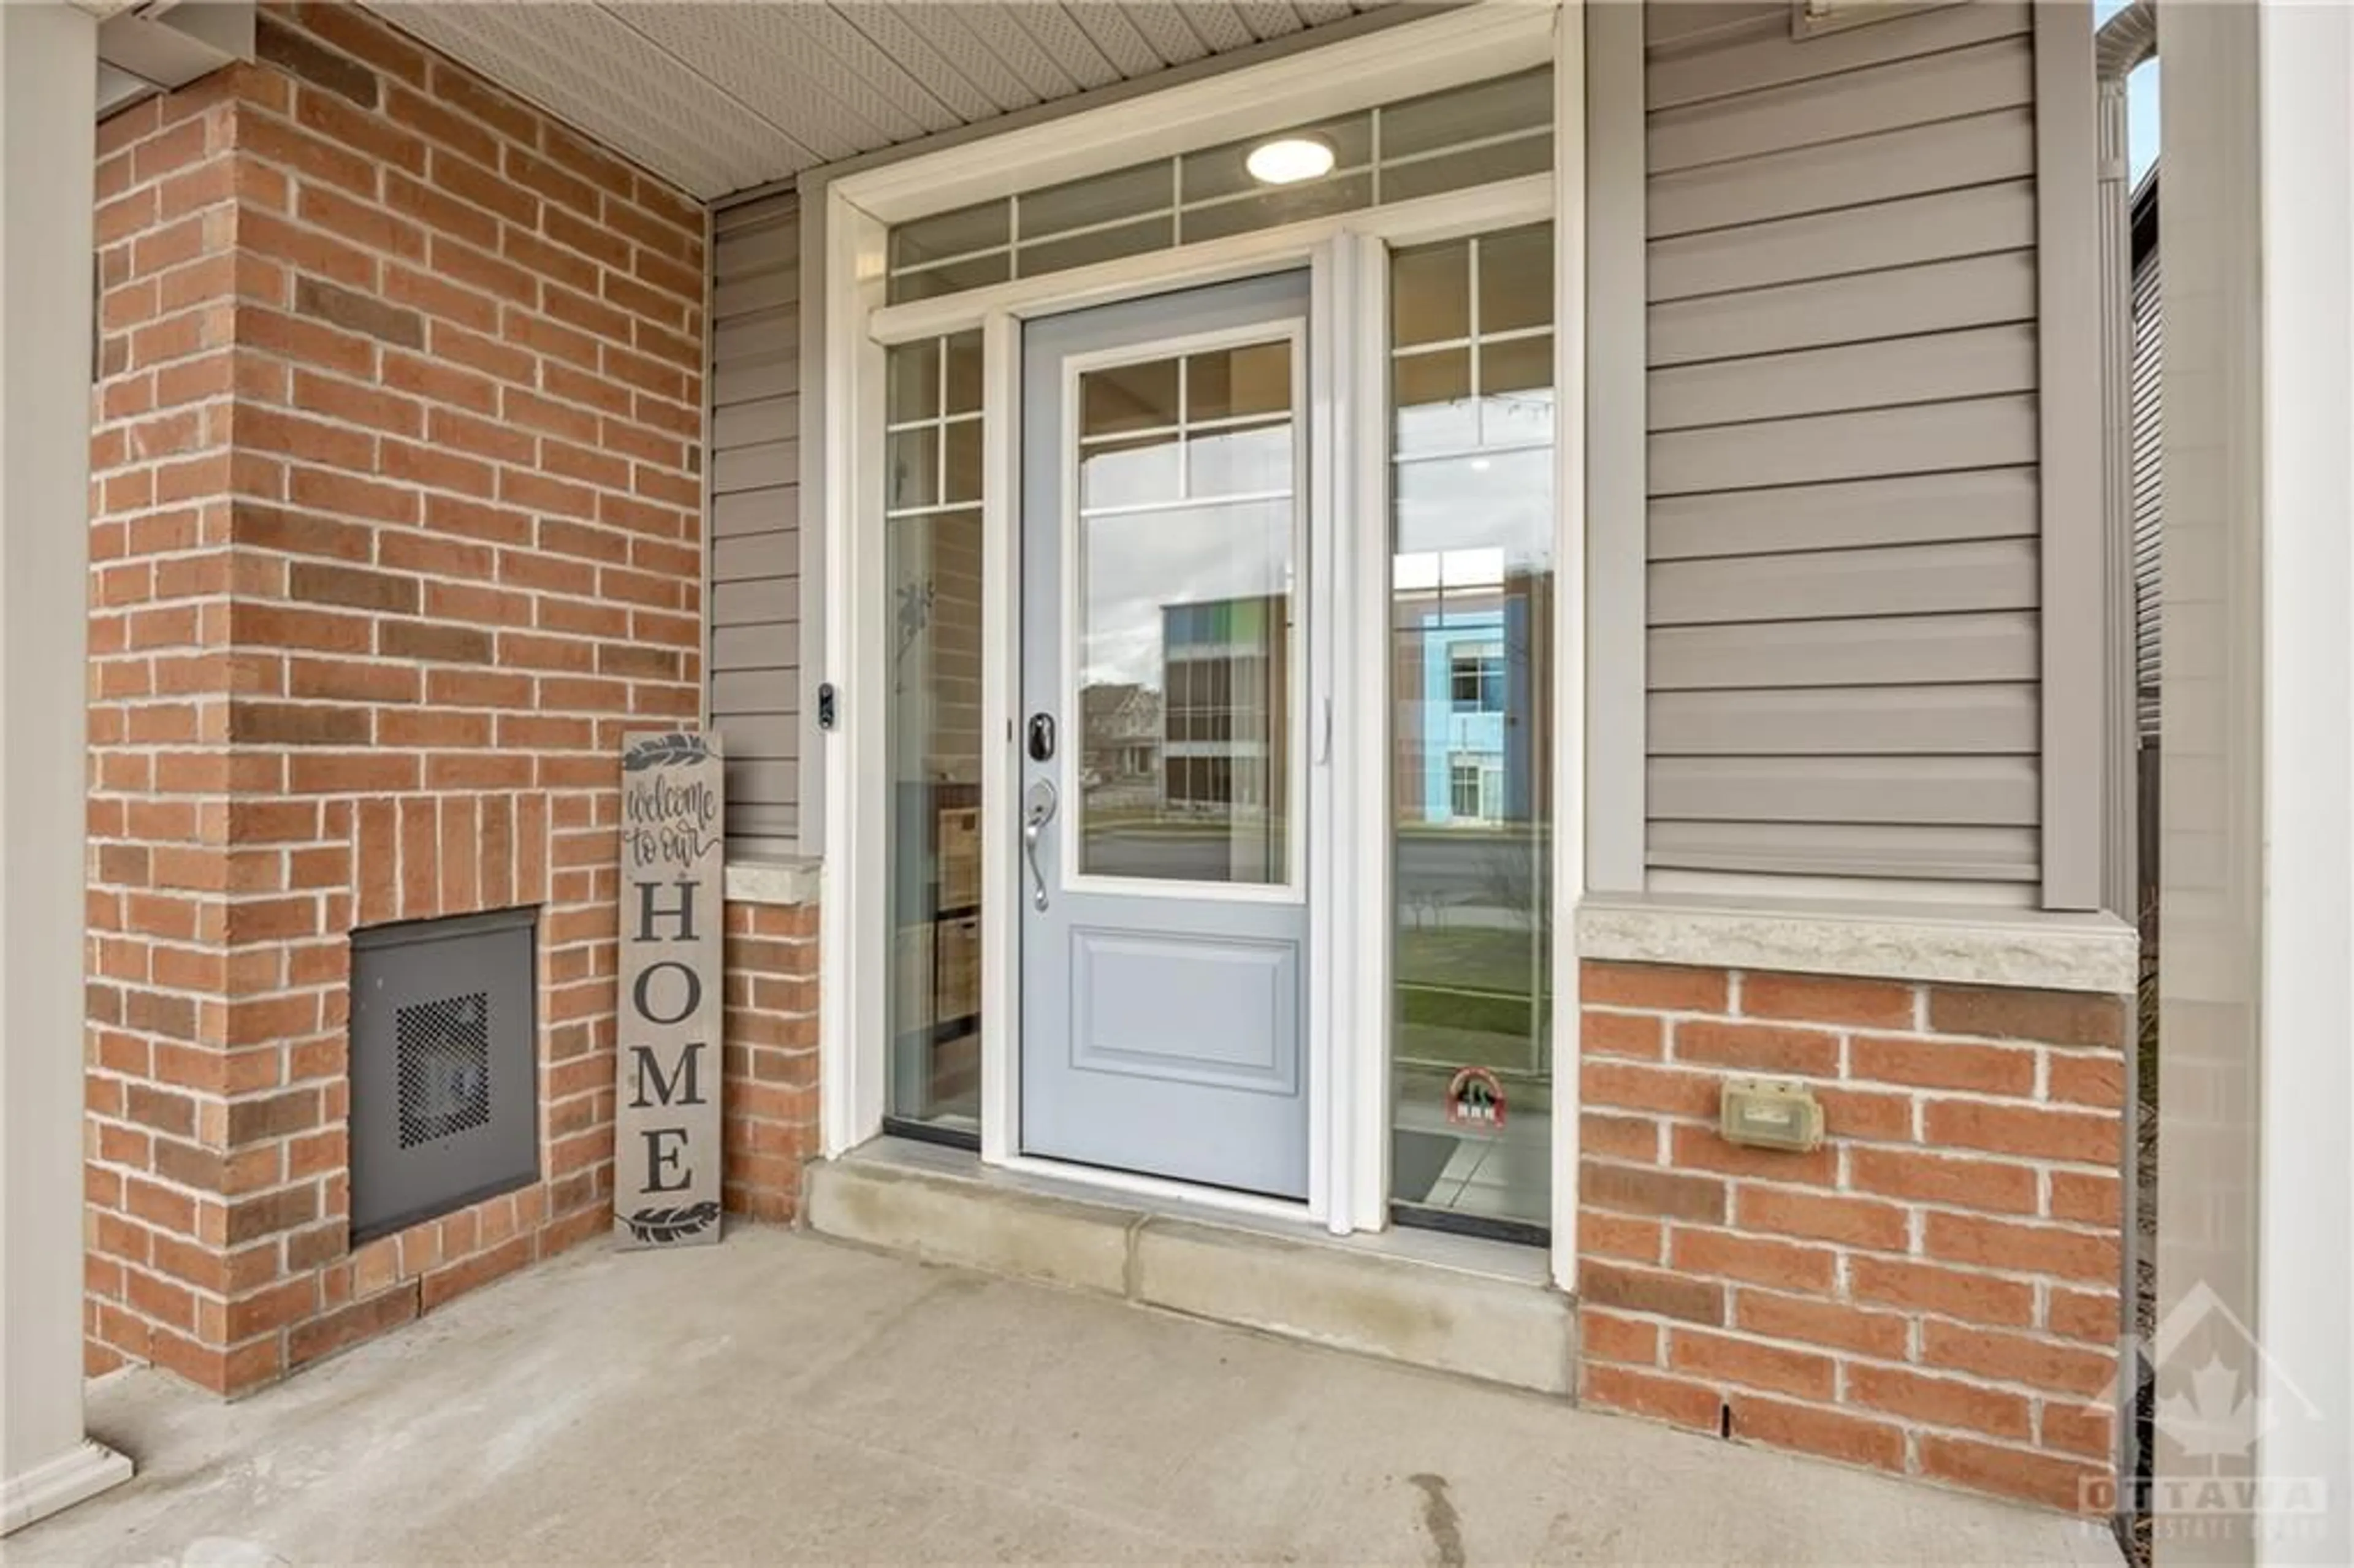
(1397, 926), (1543, 994)
(1083, 807), (1279, 841)
(1395, 926), (1549, 1077)
(1395, 823), (1545, 842)
(1397, 1018), (1547, 1077)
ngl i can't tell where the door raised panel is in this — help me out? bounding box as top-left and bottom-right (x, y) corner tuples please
(1068, 928), (1299, 1093)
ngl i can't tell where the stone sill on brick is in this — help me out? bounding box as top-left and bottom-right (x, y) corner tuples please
(1575, 894), (2139, 997)
(725, 857), (820, 908)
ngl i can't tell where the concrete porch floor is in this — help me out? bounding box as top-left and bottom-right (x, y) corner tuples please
(6, 1229), (2120, 1567)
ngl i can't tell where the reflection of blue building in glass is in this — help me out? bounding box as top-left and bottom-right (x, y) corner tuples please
(1159, 596), (1282, 812)
(1408, 593), (1535, 827)
(1421, 609), (1504, 824)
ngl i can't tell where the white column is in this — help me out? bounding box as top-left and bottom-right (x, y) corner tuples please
(2162, 4), (2354, 1562)
(2251, 4), (2354, 1560)
(0, 0), (131, 1537)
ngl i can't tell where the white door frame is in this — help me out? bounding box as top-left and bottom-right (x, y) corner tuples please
(816, 2), (1582, 1283)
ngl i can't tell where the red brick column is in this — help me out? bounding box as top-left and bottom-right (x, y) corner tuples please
(85, 2), (707, 1391)
(721, 893), (821, 1221)
(1575, 961), (2128, 1512)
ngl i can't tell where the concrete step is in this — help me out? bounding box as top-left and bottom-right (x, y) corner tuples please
(806, 1142), (1575, 1396)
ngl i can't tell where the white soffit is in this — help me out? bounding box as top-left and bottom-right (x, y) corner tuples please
(96, 1), (255, 116)
(364, 0), (1411, 202)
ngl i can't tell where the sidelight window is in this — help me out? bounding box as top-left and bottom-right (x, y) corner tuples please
(1386, 224), (1556, 1240)
(885, 331), (987, 1140)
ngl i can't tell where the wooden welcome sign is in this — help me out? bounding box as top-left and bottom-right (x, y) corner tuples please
(615, 730), (725, 1249)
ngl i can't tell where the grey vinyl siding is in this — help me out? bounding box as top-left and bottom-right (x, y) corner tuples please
(2130, 236), (2161, 744)
(1640, 0), (2044, 891)
(707, 191), (802, 859)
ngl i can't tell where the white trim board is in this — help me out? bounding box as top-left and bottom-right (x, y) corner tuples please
(817, 181), (891, 1157)
(1547, 0), (1588, 1292)
(2033, 0), (2109, 911)
(2253, 0), (2354, 1547)
(1579, 0), (1644, 900)
(2, 1441), (131, 1537)
(977, 308), (1023, 1170)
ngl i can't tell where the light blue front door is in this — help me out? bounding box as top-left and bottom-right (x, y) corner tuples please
(1019, 272), (1312, 1200)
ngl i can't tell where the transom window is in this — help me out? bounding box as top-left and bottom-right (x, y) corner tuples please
(885, 67), (1553, 305)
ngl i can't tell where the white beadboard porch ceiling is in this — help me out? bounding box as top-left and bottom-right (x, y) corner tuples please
(364, 1), (1412, 202)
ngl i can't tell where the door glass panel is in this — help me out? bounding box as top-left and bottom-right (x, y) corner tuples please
(1073, 341), (1296, 886)
(1186, 419), (1292, 498)
(1081, 433), (1181, 510)
(1387, 226), (1554, 1238)
(886, 330), (988, 1138)
(1186, 341), (1290, 421)
(1082, 358), (1181, 436)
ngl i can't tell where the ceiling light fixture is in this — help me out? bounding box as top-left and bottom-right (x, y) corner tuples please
(1244, 136), (1336, 186)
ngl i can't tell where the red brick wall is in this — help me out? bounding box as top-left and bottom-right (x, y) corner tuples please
(722, 898), (820, 1221)
(1576, 960), (2128, 1512)
(83, 2), (715, 1391)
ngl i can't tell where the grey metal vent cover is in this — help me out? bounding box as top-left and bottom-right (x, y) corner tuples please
(396, 991), (492, 1149)
(351, 908), (538, 1243)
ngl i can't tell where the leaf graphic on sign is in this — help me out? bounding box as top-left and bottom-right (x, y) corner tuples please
(624, 733), (710, 772)
(623, 1201), (720, 1244)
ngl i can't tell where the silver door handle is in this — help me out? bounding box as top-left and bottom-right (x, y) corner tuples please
(1023, 780), (1057, 911)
